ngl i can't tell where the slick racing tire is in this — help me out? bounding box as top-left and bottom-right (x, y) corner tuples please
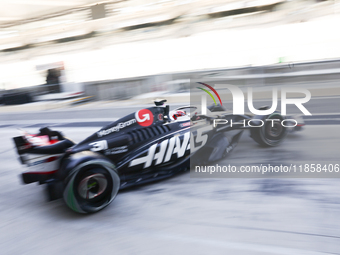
(63, 159), (120, 214)
(250, 113), (287, 147)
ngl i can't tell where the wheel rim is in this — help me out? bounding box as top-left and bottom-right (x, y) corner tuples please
(78, 173), (108, 200)
(267, 122), (283, 139)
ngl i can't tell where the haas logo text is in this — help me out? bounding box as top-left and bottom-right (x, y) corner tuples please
(129, 132), (190, 168)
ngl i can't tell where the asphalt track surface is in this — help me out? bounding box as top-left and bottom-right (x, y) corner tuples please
(1, 103), (340, 254)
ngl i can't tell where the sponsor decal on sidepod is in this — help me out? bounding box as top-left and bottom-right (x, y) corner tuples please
(97, 109), (155, 137)
(97, 119), (136, 137)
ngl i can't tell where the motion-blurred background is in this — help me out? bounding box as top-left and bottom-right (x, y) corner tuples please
(1, 0), (340, 105)
(1, 1), (340, 255)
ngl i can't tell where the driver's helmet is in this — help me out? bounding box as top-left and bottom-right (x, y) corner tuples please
(170, 110), (186, 121)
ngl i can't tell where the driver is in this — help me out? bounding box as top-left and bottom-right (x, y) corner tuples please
(169, 110), (187, 121)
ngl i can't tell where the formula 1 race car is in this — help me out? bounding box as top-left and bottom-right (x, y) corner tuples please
(13, 100), (303, 213)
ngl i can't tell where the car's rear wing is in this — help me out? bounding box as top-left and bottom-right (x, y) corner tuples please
(12, 127), (75, 184)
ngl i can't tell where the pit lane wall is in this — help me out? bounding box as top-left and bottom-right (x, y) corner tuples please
(1, 58), (340, 105)
(82, 58), (340, 102)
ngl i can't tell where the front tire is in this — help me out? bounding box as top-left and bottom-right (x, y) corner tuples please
(63, 159), (120, 213)
(250, 113), (287, 147)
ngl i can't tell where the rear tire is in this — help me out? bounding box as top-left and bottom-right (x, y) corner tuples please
(250, 113), (287, 147)
(63, 159), (120, 213)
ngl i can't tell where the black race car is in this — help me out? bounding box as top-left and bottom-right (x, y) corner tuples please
(13, 100), (303, 213)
